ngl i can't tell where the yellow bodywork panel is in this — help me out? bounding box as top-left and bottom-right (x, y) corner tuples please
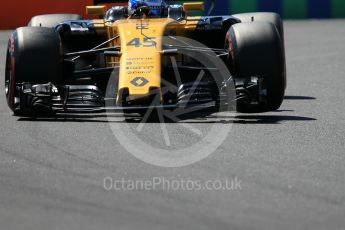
(116, 18), (173, 98)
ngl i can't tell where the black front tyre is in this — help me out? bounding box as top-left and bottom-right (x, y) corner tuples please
(227, 22), (286, 112)
(5, 27), (62, 116)
(232, 12), (286, 89)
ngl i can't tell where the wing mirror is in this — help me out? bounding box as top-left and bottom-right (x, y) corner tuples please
(86, 5), (107, 16)
(183, 2), (205, 12)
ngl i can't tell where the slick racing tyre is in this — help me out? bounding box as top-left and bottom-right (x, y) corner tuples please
(227, 22), (286, 112)
(232, 12), (284, 42)
(232, 12), (286, 90)
(28, 14), (83, 27)
(5, 27), (62, 116)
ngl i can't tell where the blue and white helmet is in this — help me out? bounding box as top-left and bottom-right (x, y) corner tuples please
(128, 0), (165, 16)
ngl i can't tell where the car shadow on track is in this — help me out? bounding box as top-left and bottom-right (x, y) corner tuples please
(284, 95), (316, 100)
(17, 114), (120, 123)
(17, 112), (317, 125)
(231, 115), (316, 124)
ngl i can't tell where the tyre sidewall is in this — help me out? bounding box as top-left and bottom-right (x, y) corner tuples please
(5, 32), (19, 111)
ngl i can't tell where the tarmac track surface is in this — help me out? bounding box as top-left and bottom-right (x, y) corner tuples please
(0, 20), (345, 230)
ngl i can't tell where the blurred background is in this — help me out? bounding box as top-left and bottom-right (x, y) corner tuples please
(0, 0), (344, 29)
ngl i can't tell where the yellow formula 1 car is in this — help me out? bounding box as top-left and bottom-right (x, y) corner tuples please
(5, 0), (286, 118)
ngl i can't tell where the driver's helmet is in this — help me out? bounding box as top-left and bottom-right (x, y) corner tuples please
(128, 0), (165, 16)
